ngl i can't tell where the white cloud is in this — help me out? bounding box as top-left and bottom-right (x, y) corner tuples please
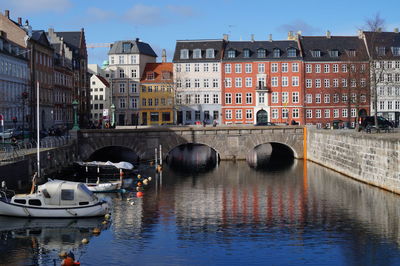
(277, 19), (320, 35)
(0, 0), (72, 15)
(123, 4), (164, 26)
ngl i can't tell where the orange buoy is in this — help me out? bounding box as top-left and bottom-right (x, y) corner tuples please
(137, 181), (142, 187)
(136, 191), (144, 198)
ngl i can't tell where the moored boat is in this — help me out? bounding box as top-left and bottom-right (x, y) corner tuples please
(0, 176), (110, 218)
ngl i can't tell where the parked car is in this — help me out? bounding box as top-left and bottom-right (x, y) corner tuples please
(0, 129), (14, 139)
(12, 129), (32, 139)
(359, 116), (394, 131)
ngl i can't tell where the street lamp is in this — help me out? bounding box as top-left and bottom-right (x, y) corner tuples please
(72, 99), (80, 130)
(110, 103), (115, 128)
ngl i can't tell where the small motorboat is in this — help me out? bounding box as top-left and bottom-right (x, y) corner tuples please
(86, 177), (122, 193)
(0, 174), (110, 218)
(73, 161), (136, 178)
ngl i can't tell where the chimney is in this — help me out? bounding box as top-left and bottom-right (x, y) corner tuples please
(48, 28), (54, 35)
(287, 31), (293, 40)
(326, 30), (331, 39)
(18, 17), (22, 25)
(135, 38), (140, 42)
(223, 34), (229, 41)
(4, 10), (9, 18)
(357, 30), (363, 39)
(268, 34), (273, 42)
(251, 34), (255, 42)
(162, 49), (167, 63)
(377, 27), (382, 32)
(395, 28), (399, 33)
(25, 19), (29, 25)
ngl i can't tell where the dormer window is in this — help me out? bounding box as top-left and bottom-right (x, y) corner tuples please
(311, 50), (321, 57)
(391, 47), (400, 56)
(287, 48), (296, 57)
(347, 49), (356, 57)
(376, 46), (385, 56)
(206, 49), (215, 58)
(243, 49), (250, 58)
(193, 49), (202, 59)
(329, 50), (339, 57)
(227, 50), (236, 58)
(180, 49), (189, 59)
(272, 48), (280, 58)
(257, 49), (266, 58)
(146, 72), (155, 80)
(162, 71), (171, 80)
(122, 42), (131, 53)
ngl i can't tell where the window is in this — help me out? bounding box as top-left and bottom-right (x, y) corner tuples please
(204, 63), (209, 72)
(228, 50), (236, 58)
(351, 108), (357, 117)
(342, 64), (347, 72)
(176, 64), (181, 72)
(61, 189), (74, 200)
(204, 94), (210, 104)
(292, 109), (299, 118)
(315, 64), (321, 73)
(245, 77), (252, 87)
(376, 47), (385, 56)
(176, 79), (182, 88)
(282, 63), (288, 72)
(333, 93), (339, 103)
(311, 50), (321, 57)
(119, 98), (126, 108)
(185, 64), (190, 72)
(342, 79), (347, 87)
(246, 109), (252, 119)
(329, 50), (339, 57)
(213, 94), (219, 104)
(180, 49), (189, 59)
(131, 98), (137, 108)
(258, 49), (267, 58)
(282, 109), (289, 119)
(324, 109), (330, 118)
(246, 93), (252, 104)
(258, 63), (265, 73)
(235, 78), (242, 87)
(316, 109), (321, 118)
(324, 64), (330, 73)
(315, 94), (321, 103)
(306, 79), (312, 88)
(119, 55), (124, 64)
(245, 63), (252, 73)
(150, 112), (159, 122)
(333, 109), (339, 118)
(148, 99), (153, 106)
(324, 94), (330, 103)
(306, 94), (312, 103)
(195, 94), (200, 104)
(292, 63), (299, 72)
(392, 47), (400, 56)
(306, 109), (312, 118)
(351, 79), (356, 87)
(194, 63), (200, 72)
(185, 111), (192, 120)
(272, 109), (278, 119)
(204, 79), (209, 88)
(315, 79), (321, 88)
(282, 92), (289, 104)
(243, 49), (250, 58)
(272, 92), (278, 103)
(146, 72), (154, 80)
(225, 78), (232, 87)
(235, 93), (242, 104)
(282, 77), (288, 87)
(271, 63), (278, 73)
(119, 83), (125, 93)
(176, 94), (182, 104)
(226, 110), (232, 119)
(292, 76), (299, 86)
(131, 55), (137, 64)
(236, 110), (242, 119)
(119, 69), (125, 78)
(324, 79), (330, 88)
(206, 49), (215, 58)
(193, 49), (201, 59)
(131, 69), (137, 78)
(306, 64), (312, 73)
(225, 93), (232, 104)
(288, 48), (296, 57)
(185, 79), (191, 88)
(212, 63), (218, 72)
(333, 79), (339, 88)
(342, 94), (348, 102)
(194, 79), (200, 88)
(292, 92), (299, 103)
(259, 93), (265, 104)
(195, 111), (201, 120)
(213, 78), (219, 88)
(235, 64), (242, 73)
(271, 77), (278, 87)
(225, 64), (231, 73)
(342, 108), (348, 118)
(273, 48), (280, 58)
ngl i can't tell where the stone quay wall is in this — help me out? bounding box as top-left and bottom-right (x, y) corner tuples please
(307, 128), (400, 194)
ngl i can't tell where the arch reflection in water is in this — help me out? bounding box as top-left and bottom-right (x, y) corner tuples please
(247, 142), (295, 170)
(166, 143), (219, 172)
(0, 217), (109, 265)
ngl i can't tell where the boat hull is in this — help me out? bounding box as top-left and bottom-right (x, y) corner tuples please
(0, 200), (109, 218)
(86, 182), (120, 193)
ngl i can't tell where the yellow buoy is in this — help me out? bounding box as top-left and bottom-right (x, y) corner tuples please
(92, 228), (101, 235)
(105, 213), (111, 220)
(59, 251), (68, 258)
(102, 220), (108, 225)
(143, 179), (148, 185)
(82, 238), (89, 244)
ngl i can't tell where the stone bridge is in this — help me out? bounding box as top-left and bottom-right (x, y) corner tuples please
(77, 125), (305, 161)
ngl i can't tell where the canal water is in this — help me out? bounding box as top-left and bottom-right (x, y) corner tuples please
(2, 160), (400, 265)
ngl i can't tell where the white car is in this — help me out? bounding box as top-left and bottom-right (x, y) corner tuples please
(0, 129), (14, 139)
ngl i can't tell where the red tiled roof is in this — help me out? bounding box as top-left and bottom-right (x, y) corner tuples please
(141, 62), (173, 83)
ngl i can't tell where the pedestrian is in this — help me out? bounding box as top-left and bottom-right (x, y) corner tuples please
(213, 119), (217, 127)
(203, 119), (207, 127)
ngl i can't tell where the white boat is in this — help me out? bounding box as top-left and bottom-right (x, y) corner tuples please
(0, 177), (110, 218)
(86, 178), (121, 193)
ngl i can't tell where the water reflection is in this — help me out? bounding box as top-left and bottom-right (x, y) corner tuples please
(0, 217), (109, 265)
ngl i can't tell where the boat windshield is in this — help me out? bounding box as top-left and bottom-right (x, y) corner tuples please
(78, 183), (94, 197)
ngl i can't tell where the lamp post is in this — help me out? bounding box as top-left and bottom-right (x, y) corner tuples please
(72, 100), (80, 130)
(110, 103), (115, 128)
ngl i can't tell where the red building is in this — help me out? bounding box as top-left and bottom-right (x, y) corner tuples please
(299, 33), (370, 128)
(221, 39), (304, 125)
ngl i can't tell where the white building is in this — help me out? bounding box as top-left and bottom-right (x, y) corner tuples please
(106, 39), (157, 125)
(90, 74), (111, 126)
(172, 40), (224, 125)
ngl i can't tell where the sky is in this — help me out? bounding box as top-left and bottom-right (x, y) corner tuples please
(1, 0), (399, 66)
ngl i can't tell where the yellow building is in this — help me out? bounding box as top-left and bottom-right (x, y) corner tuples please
(140, 63), (174, 125)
